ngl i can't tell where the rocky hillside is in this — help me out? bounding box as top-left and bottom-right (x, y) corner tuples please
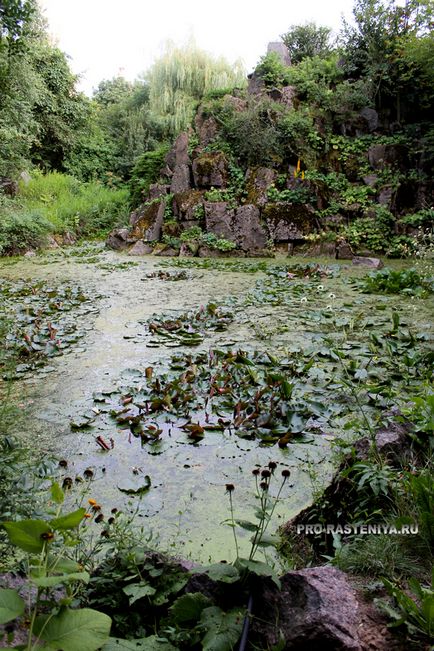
(107, 43), (434, 260)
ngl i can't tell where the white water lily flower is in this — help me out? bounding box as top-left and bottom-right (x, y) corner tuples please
(317, 284), (324, 291)
(300, 296), (308, 303)
(328, 293), (336, 299)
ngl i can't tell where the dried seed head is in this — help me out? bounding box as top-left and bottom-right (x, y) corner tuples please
(252, 468), (260, 476)
(225, 483), (235, 493)
(281, 469), (291, 479)
(260, 481), (269, 491)
(268, 461), (277, 472)
(95, 513), (104, 523)
(58, 459), (68, 468)
(83, 468), (94, 479)
(261, 469), (271, 479)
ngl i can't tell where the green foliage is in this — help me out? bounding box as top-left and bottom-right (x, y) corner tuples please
(277, 107), (324, 163)
(129, 144), (169, 207)
(254, 52), (291, 88)
(267, 183), (316, 204)
(380, 572), (434, 640)
(146, 40), (246, 137)
(0, 483), (112, 650)
(359, 268), (433, 296)
(18, 171), (130, 236)
(202, 232), (236, 251)
(281, 22), (333, 64)
(0, 207), (51, 254)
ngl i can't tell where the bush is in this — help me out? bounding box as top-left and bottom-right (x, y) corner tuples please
(18, 171), (130, 236)
(128, 145), (170, 208)
(0, 209), (52, 255)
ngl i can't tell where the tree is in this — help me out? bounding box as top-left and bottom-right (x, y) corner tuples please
(146, 40), (246, 137)
(281, 22), (332, 64)
(340, 0), (434, 119)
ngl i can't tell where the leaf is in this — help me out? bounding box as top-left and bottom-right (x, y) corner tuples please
(0, 588), (25, 625)
(51, 482), (65, 505)
(2, 520), (52, 554)
(169, 593), (212, 624)
(50, 508), (86, 531)
(31, 572), (90, 588)
(118, 475), (151, 496)
(33, 607), (112, 651)
(192, 563), (240, 584)
(122, 583), (156, 605)
(200, 606), (244, 651)
(235, 519), (258, 532)
(235, 558), (281, 588)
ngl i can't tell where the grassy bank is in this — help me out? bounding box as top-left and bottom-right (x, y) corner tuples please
(0, 172), (129, 255)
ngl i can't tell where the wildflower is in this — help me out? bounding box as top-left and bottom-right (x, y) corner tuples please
(300, 297), (308, 304)
(40, 532), (55, 541)
(261, 469), (271, 479)
(58, 459), (68, 468)
(88, 498), (97, 506)
(84, 513), (92, 518)
(91, 504), (102, 512)
(108, 517), (115, 525)
(62, 477), (73, 490)
(111, 508), (118, 514)
(282, 469), (291, 479)
(83, 468), (94, 479)
(252, 468), (260, 476)
(225, 483), (235, 493)
(95, 513), (104, 523)
(260, 481), (269, 491)
(268, 461), (277, 472)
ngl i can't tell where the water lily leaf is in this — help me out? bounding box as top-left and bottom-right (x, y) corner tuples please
(118, 475), (151, 496)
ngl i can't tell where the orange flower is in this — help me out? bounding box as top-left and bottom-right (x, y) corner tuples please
(88, 498), (97, 506)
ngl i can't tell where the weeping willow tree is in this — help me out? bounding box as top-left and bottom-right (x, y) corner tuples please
(146, 40), (246, 137)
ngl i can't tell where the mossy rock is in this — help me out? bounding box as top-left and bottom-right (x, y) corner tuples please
(192, 152), (228, 189)
(263, 202), (315, 241)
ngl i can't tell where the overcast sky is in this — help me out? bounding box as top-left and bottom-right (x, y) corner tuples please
(38, 0), (357, 95)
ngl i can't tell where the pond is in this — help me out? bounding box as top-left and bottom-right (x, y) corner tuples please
(1, 245), (433, 566)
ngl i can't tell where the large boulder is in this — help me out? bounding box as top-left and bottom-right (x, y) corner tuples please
(129, 200), (165, 242)
(367, 144), (409, 171)
(234, 204), (267, 252)
(173, 190), (204, 221)
(195, 108), (219, 147)
(267, 41), (291, 66)
(106, 228), (130, 251)
(170, 164), (191, 193)
(253, 567), (362, 650)
(264, 203), (315, 241)
(0, 177), (18, 196)
(245, 167), (277, 206)
(352, 256), (384, 269)
(192, 152), (228, 189)
(166, 132), (190, 171)
(128, 241), (153, 256)
(204, 202), (235, 241)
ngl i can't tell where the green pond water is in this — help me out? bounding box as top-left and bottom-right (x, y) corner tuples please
(1, 246), (433, 566)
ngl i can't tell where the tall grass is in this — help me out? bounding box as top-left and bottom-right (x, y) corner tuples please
(0, 171), (130, 254)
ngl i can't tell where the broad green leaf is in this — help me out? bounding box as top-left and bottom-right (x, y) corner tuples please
(192, 563), (240, 584)
(51, 482), (65, 505)
(33, 607), (112, 651)
(122, 583), (156, 605)
(169, 592), (212, 624)
(50, 508), (86, 531)
(2, 520), (52, 554)
(0, 588), (25, 624)
(200, 606), (244, 651)
(235, 558), (281, 588)
(31, 572), (90, 588)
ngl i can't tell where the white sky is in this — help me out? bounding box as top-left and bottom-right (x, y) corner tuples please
(38, 0), (356, 95)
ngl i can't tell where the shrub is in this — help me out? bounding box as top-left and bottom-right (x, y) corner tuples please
(17, 171), (129, 236)
(128, 145), (170, 208)
(0, 209), (52, 255)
